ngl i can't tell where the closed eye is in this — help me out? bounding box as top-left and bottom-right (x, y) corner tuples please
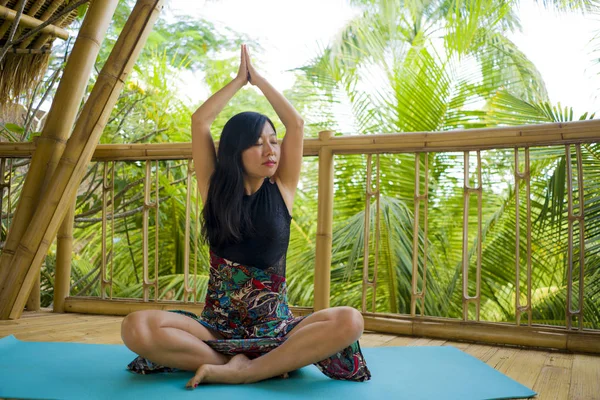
(255, 142), (279, 146)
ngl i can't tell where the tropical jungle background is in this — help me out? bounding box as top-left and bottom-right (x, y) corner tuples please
(1, 0), (599, 328)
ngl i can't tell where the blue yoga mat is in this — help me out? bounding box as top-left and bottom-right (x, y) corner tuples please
(0, 335), (535, 400)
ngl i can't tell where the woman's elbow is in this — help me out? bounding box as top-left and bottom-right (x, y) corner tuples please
(289, 118), (304, 130)
(191, 112), (203, 124)
(191, 114), (210, 132)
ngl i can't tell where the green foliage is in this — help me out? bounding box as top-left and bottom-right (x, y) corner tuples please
(2, 0), (598, 330)
(287, 0), (600, 328)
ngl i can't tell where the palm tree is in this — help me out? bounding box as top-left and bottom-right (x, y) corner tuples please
(283, 0), (600, 328)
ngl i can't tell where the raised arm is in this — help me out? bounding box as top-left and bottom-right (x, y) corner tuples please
(192, 45), (249, 203)
(245, 47), (304, 196)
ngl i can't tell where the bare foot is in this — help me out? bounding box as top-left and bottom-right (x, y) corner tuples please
(186, 354), (253, 388)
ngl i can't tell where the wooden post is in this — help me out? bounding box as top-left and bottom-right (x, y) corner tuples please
(0, 0), (165, 320)
(314, 130), (334, 311)
(0, 0), (119, 316)
(54, 198), (75, 313)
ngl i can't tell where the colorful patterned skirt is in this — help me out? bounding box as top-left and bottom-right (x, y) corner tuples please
(127, 251), (371, 382)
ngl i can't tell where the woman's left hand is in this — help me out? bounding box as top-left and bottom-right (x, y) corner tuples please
(235, 44), (249, 85)
(245, 46), (265, 86)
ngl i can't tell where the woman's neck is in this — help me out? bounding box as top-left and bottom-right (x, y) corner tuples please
(243, 175), (266, 196)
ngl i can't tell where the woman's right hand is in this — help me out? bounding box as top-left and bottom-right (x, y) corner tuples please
(235, 44), (249, 85)
(245, 45), (265, 86)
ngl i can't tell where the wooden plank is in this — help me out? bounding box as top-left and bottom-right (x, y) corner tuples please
(0, 314), (122, 333)
(569, 354), (600, 400)
(533, 365), (571, 400)
(0, 314), (105, 332)
(20, 309), (55, 318)
(75, 327), (124, 345)
(382, 336), (415, 347)
(0, 313), (123, 341)
(14, 319), (123, 342)
(2, 319), (122, 341)
(545, 351), (574, 369)
(359, 332), (398, 347)
(442, 341), (471, 351)
(494, 349), (547, 390)
(486, 347), (519, 370)
(462, 343), (500, 362)
(0, 314), (76, 326)
(408, 337), (447, 346)
(76, 331), (124, 344)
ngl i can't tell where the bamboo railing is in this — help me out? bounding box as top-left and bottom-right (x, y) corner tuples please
(1, 119), (600, 352)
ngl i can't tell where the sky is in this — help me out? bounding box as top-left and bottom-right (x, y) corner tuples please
(171, 0), (600, 118)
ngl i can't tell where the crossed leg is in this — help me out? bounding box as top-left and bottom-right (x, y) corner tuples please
(186, 306), (364, 387)
(121, 310), (230, 371)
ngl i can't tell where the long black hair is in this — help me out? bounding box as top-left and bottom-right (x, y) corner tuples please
(202, 111), (276, 248)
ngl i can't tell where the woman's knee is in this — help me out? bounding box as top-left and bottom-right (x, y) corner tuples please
(121, 310), (154, 351)
(333, 307), (364, 342)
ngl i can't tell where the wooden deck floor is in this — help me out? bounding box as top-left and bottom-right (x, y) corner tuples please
(1, 310), (599, 399)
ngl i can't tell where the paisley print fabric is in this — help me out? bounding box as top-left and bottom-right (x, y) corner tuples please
(127, 251), (371, 382)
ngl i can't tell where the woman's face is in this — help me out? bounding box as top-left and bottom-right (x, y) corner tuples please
(241, 122), (279, 178)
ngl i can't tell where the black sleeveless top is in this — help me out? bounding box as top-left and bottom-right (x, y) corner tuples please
(211, 178), (292, 272)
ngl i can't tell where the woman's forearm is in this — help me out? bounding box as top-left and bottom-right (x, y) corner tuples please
(255, 79), (304, 129)
(192, 77), (246, 127)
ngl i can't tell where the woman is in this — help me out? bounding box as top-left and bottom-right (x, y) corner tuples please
(121, 45), (370, 388)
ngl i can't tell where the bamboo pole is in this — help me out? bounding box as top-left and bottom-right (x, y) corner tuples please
(54, 197), (75, 313)
(194, 182), (200, 303)
(42, 0), (63, 19)
(25, 274), (40, 310)
(3, 120), (599, 161)
(4, 47), (50, 54)
(183, 159), (193, 303)
(0, 0), (165, 320)
(361, 154), (380, 313)
(100, 161), (115, 299)
(0, 0), (118, 318)
(361, 155), (372, 313)
(411, 153), (429, 316)
(314, 130), (334, 311)
(63, 297), (315, 318)
(27, 0), (47, 18)
(0, 4), (69, 40)
(362, 315), (600, 354)
(566, 144), (586, 330)
(31, 4), (73, 50)
(462, 151), (482, 321)
(0, 159), (8, 235)
(142, 160), (159, 301)
(515, 148), (532, 326)
(0, 142), (36, 157)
